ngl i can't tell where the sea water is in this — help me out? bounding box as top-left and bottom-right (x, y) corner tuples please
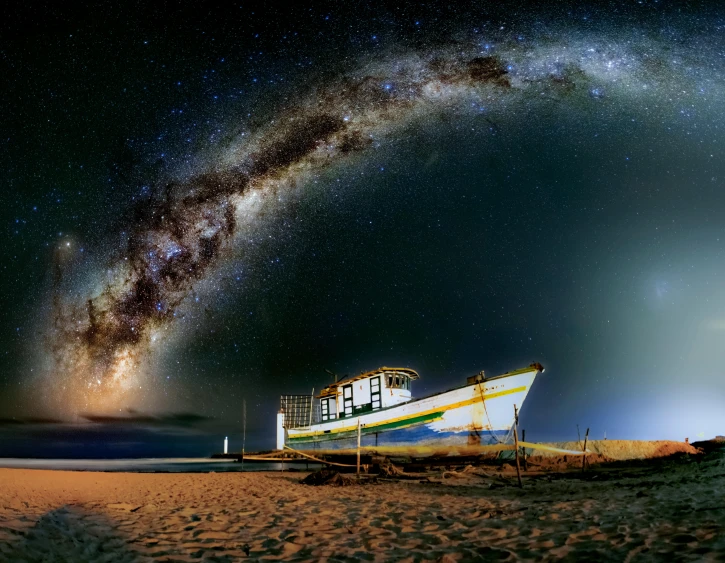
(0, 458), (320, 472)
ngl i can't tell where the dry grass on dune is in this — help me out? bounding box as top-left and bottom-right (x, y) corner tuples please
(527, 440), (699, 460)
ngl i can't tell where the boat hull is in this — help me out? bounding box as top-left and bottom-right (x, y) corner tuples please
(285, 368), (539, 453)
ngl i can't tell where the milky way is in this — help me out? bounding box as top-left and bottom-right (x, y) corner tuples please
(44, 17), (722, 416)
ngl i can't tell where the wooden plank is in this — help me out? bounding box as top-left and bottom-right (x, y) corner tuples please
(283, 445), (357, 467)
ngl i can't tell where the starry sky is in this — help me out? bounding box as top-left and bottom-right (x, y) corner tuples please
(2, 0), (725, 457)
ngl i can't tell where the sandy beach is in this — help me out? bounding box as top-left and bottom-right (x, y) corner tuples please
(1, 445), (723, 562)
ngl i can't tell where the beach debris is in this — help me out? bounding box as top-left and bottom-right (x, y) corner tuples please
(440, 464), (492, 479)
(105, 503), (142, 512)
(379, 458), (405, 477)
(441, 470), (468, 479)
(301, 469), (355, 486)
(377, 458), (439, 481)
(417, 464), (514, 487)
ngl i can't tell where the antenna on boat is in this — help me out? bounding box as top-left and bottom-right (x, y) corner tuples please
(325, 368), (338, 383)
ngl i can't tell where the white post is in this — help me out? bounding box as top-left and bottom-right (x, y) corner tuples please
(224, 436), (228, 455)
(276, 411), (285, 451)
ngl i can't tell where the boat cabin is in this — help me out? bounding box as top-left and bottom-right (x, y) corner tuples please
(317, 367), (419, 421)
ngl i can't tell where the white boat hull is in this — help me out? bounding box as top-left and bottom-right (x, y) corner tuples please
(285, 367), (539, 452)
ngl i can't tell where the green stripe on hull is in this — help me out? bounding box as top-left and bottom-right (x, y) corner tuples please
(288, 410), (445, 444)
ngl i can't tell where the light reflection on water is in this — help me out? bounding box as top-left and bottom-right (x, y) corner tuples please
(0, 458), (321, 472)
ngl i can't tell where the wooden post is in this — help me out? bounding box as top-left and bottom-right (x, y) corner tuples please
(308, 388), (314, 427)
(582, 427), (589, 473)
(513, 405), (522, 488)
(521, 428), (527, 471)
(357, 418), (362, 476)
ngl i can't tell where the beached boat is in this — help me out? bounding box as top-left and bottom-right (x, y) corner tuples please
(276, 363), (544, 454)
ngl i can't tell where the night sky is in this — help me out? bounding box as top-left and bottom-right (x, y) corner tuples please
(2, 0), (724, 457)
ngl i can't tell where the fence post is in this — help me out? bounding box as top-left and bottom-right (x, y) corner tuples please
(513, 405), (522, 488)
(357, 418), (362, 476)
(522, 428), (527, 471)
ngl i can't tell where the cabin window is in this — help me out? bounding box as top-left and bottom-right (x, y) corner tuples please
(385, 373), (411, 390)
(321, 397), (337, 422)
(342, 385), (353, 418)
(370, 376), (381, 410)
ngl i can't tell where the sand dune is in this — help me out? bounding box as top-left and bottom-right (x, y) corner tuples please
(1, 447), (724, 561)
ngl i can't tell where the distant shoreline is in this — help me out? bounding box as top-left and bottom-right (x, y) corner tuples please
(0, 458), (320, 473)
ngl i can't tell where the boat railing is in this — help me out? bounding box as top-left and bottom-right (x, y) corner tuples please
(280, 395), (322, 429)
(310, 403), (322, 426)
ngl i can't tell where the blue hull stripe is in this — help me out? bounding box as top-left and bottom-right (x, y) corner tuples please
(290, 423), (511, 451)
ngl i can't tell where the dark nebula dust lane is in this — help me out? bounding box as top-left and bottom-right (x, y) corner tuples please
(3, 1), (724, 442)
(50, 51), (520, 412)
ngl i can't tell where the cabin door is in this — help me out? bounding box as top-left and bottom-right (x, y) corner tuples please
(342, 384), (353, 417)
(370, 376), (381, 410)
